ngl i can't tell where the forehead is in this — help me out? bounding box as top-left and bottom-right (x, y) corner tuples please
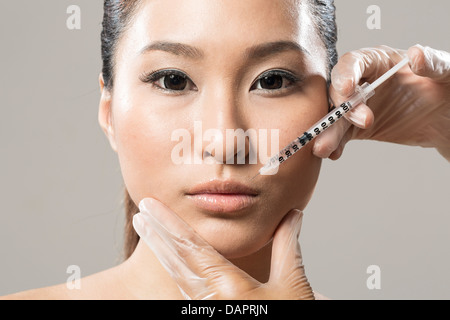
(117, 0), (326, 76)
(140, 0), (300, 31)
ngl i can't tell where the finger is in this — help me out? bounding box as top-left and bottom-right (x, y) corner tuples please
(138, 198), (252, 299)
(139, 198), (210, 249)
(313, 113), (352, 159)
(346, 103), (374, 129)
(331, 46), (406, 97)
(328, 127), (353, 160)
(269, 209), (303, 283)
(330, 46), (398, 130)
(132, 211), (210, 299)
(137, 198), (220, 299)
(269, 210), (313, 299)
(407, 44), (450, 84)
(329, 84), (375, 129)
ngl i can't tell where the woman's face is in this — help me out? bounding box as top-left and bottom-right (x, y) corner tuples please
(99, 0), (329, 259)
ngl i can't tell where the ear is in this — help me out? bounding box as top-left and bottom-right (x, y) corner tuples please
(98, 73), (118, 152)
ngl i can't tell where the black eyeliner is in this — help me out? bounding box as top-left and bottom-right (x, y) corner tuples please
(255, 69), (303, 83)
(250, 69), (305, 93)
(139, 69), (188, 83)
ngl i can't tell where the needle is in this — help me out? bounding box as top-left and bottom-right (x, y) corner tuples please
(249, 57), (410, 180)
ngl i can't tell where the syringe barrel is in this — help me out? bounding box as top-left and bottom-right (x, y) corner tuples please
(258, 83), (375, 176)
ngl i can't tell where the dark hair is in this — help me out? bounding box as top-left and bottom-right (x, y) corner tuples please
(101, 0), (338, 260)
(101, 0), (142, 260)
(308, 0), (338, 81)
(101, 0), (142, 90)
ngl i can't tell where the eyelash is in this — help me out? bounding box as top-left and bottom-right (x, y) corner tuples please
(251, 69), (303, 93)
(139, 69), (195, 94)
(139, 68), (303, 94)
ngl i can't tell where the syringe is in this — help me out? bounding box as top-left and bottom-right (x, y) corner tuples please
(251, 57), (409, 179)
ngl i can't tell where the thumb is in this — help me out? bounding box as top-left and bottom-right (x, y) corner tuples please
(269, 209), (313, 299)
(134, 198), (255, 300)
(408, 44), (450, 84)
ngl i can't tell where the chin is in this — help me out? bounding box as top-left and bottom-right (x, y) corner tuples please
(193, 218), (274, 260)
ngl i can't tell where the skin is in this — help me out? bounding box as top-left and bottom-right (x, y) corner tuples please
(3, 0), (447, 301)
(106, 0), (328, 259)
(3, 0), (329, 299)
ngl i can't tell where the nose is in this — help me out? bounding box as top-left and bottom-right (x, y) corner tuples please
(196, 85), (252, 165)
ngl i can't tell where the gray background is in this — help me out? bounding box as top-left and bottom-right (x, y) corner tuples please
(0, 0), (449, 299)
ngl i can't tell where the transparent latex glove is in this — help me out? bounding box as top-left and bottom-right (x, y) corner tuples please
(313, 45), (450, 161)
(132, 198), (314, 300)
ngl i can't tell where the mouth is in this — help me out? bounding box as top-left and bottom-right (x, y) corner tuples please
(185, 179), (260, 213)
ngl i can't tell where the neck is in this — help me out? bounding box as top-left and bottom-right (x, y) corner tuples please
(118, 239), (272, 299)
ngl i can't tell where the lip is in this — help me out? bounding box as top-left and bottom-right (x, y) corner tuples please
(186, 180), (259, 213)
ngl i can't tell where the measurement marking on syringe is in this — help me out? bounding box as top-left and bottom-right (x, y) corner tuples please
(273, 101), (353, 167)
(252, 56), (409, 179)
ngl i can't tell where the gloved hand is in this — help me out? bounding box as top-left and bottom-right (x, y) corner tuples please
(132, 198), (314, 300)
(313, 45), (450, 161)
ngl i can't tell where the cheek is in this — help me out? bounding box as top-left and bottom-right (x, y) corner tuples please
(280, 147), (322, 210)
(112, 99), (179, 203)
(262, 76), (328, 211)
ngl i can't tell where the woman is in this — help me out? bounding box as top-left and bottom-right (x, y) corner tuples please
(3, 0), (449, 299)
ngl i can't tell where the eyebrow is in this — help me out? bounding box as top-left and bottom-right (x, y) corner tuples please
(244, 41), (310, 60)
(139, 41), (204, 59)
(139, 40), (309, 60)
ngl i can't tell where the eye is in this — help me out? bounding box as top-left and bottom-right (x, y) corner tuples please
(161, 73), (188, 90)
(251, 69), (301, 92)
(140, 69), (196, 92)
(257, 74), (284, 90)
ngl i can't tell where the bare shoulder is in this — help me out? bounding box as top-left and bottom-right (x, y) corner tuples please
(1, 283), (72, 300)
(313, 291), (331, 300)
(1, 265), (126, 300)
